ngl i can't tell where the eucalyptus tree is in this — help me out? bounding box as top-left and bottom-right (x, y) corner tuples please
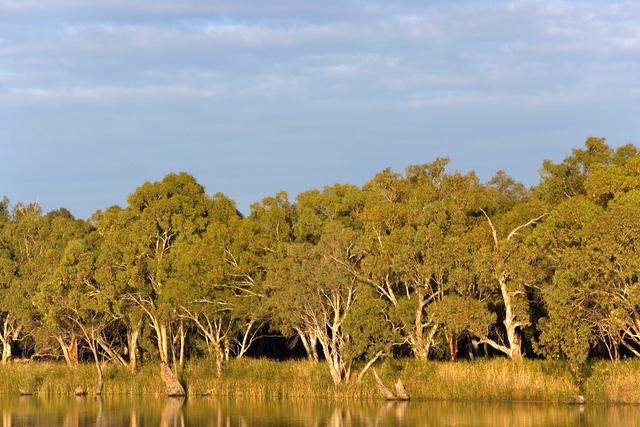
(39, 235), (117, 394)
(474, 197), (550, 360)
(533, 148), (640, 364)
(587, 191), (640, 358)
(359, 159), (482, 360)
(269, 184), (364, 361)
(0, 211), (18, 364)
(228, 191), (294, 357)
(529, 196), (603, 367)
(268, 221), (386, 385)
(123, 173), (212, 368)
(2, 205), (89, 365)
(535, 137), (638, 205)
(531, 140), (640, 366)
(268, 242), (349, 382)
(92, 206), (144, 371)
(174, 192), (247, 375)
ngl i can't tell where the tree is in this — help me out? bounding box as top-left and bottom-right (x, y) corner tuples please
(360, 159), (482, 360)
(3, 205), (89, 366)
(39, 235), (117, 394)
(0, 220), (18, 364)
(281, 185), (364, 361)
(475, 201), (549, 360)
(122, 173), (212, 368)
(268, 219), (389, 385)
(175, 193), (249, 376)
(591, 191), (640, 357)
(92, 206), (144, 371)
(536, 137), (614, 204)
(529, 196), (603, 368)
(533, 144), (640, 366)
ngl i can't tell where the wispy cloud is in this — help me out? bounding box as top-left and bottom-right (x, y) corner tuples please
(4, 85), (218, 105)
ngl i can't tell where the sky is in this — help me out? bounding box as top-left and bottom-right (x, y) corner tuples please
(1, 0), (639, 217)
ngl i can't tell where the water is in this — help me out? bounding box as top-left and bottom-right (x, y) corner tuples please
(0, 397), (638, 426)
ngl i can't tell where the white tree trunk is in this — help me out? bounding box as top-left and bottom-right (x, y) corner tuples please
(499, 274), (523, 360)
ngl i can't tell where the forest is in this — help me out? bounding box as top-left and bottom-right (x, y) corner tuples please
(1, 137), (639, 391)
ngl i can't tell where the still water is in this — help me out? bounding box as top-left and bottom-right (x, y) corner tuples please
(0, 397), (638, 427)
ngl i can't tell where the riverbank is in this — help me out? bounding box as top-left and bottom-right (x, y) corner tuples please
(1, 358), (639, 403)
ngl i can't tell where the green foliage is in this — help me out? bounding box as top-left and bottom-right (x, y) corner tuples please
(432, 295), (495, 359)
(1, 136), (640, 388)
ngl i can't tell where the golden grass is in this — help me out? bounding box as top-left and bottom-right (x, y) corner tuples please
(584, 359), (640, 404)
(0, 357), (638, 403)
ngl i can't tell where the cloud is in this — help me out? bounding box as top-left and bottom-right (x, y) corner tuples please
(2, 1), (638, 110)
(1, 0), (639, 218)
(3, 85), (217, 106)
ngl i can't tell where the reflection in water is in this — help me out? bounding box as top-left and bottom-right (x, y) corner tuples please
(0, 396), (638, 426)
(159, 398), (184, 427)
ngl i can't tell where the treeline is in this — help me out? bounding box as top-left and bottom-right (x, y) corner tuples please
(1, 137), (639, 386)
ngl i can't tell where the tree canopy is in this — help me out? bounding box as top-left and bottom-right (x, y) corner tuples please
(0, 137), (638, 384)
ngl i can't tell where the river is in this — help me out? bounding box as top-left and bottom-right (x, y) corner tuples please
(0, 397), (637, 426)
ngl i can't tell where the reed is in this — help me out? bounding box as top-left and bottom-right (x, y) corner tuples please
(584, 359), (640, 404)
(1, 358), (639, 403)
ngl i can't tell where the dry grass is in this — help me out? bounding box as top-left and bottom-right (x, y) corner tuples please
(374, 359), (577, 403)
(0, 357), (637, 403)
(584, 360), (640, 404)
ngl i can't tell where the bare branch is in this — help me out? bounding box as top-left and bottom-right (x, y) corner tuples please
(480, 208), (498, 248)
(506, 212), (550, 241)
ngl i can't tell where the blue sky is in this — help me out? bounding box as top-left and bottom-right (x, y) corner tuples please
(1, 0), (639, 217)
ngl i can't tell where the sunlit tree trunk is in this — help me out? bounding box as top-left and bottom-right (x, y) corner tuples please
(499, 272), (523, 361)
(127, 327), (140, 371)
(235, 321), (262, 359)
(147, 317), (170, 365)
(57, 334), (78, 368)
(411, 293), (429, 361)
(296, 329), (319, 362)
(212, 340), (224, 377)
(0, 319), (21, 365)
(480, 210), (549, 361)
(406, 291), (439, 361)
(92, 349), (104, 396)
(178, 322), (186, 368)
(1, 343), (10, 366)
(181, 308), (231, 377)
(444, 330), (458, 361)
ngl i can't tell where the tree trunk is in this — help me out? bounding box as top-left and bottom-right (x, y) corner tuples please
(223, 338), (230, 362)
(412, 292), (428, 360)
(326, 360), (342, 385)
(412, 334), (429, 361)
(153, 323), (170, 365)
(212, 341), (224, 377)
(296, 329), (319, 362)
(95, 361), (104, 396)
(318, 335), (343, 385)
(444, 329), (459, 361)
(178, 324), (185, 368)
(297, 330), (312, 360)
(58, 335), (79, 368)
(127, 328), (139, 371)
(1, 340), (11, 365)
(356, 350), (383, 382)
(160, 362), (185, 397)
(0, 318), (16, 365)
(308, 334), (319, 361)
(82, 328), (104, 396)
(499, 274), (523, 361)
(410, 323), (438, 361)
